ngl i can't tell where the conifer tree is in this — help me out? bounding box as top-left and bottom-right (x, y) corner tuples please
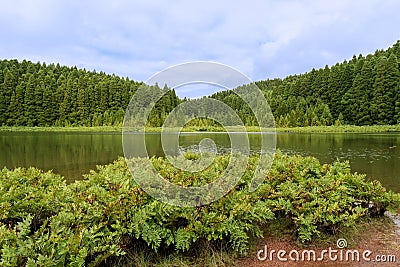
(353, 60), (374, 125)
(371, 55), (398, 124)
(386, 53), (400, 124)
(24, 75), (37, 126)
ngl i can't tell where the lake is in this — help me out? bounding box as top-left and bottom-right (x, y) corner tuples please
(0, 131), (399, 192)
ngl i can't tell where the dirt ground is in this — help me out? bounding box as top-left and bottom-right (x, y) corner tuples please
(237, 217), (400, 267)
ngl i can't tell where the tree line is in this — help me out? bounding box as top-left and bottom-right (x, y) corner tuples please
(0, 60), (179, 127)
(251, 40), (400, 127)
(1, 40), (400, 127)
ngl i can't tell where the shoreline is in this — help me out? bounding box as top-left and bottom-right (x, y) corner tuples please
(1, 125), (400, 133)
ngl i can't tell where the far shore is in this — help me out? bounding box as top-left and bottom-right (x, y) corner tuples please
(0, 124), (400, 133)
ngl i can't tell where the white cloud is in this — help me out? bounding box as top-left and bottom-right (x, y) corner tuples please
(1, 0), (400, 95)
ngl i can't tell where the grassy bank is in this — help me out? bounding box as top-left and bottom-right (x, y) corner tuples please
(178, 124), (400, 133)
(0, 152), (399, 266)
(0, 126), (123, 132)
(1, 124), (400, 133)
(276, 124), (400, 133)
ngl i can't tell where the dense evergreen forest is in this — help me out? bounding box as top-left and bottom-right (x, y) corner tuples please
(1, 40), (400, 127)
(0, 60), (179, 126)
(213, 40), (400, 127)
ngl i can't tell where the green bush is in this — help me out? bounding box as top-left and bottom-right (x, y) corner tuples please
(0, 152), (399, 266)
(261, 153), (400, 242)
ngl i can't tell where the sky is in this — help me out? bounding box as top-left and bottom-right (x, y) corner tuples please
(1, 0), (400, 98)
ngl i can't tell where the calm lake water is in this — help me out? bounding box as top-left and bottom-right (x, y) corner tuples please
(0, 132), (399, 192)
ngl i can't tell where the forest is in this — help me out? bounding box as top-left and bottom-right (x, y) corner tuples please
(215, 40), (400, 127)
(0, 40), (400, 127)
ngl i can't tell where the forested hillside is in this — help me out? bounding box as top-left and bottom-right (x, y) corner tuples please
(1, 40), (400, 127)
(213, 40), (400, 127)
(263, 41), (400, 126)
(0, 60), (179, 127)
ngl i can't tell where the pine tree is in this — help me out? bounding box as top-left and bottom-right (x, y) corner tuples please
(0, 82), (6, 125)
(327, 64), (342, 119)
(24, 75), (37, 126)
(339, 63), (355, 116)
(335, 113), (344, 126)
(371, 56), (388, 124)
(395, 83), (400, 124)
(340, 88), (356, 124)
(7, 77), (24, 126)
(7, 90), (18, 125)
(318, 65), (331, 103)
(42, 80), (54, 126)
(65, 76), (77, 124)
(319, 103), (333, 126)
(77, 82), (86, 125)
(56, 74), (67, 125)
(99, 80), (109, 114)
(386, 53), (400, 124)
(0, 69), (15, 125)
(371, 55), (399, 124)
(34, 81), (44, 126)
(341, 57), (365, 125)
(353, 60), (374, 125)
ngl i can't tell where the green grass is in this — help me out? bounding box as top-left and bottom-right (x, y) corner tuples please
(275, 124), (400, 133)
(0, 126), (122, 132)
(1, 124), (400, 133)
(179, 125), (400, 133)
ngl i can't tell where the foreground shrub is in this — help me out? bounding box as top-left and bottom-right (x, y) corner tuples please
(261, 153), (400, 241)
(0, 152), (399, 266)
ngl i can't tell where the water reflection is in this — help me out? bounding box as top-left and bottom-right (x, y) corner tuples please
(0, 132), (399, 192)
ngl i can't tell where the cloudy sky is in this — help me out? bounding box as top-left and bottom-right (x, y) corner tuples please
(1, 0), (400, 97)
